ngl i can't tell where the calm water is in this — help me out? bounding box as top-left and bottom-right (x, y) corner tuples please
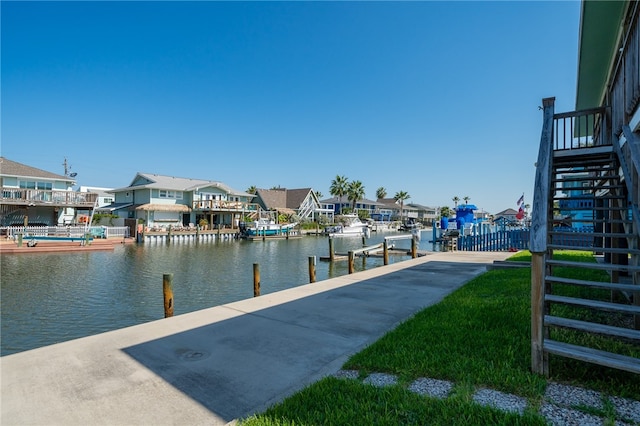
(1, 231), (436, 356)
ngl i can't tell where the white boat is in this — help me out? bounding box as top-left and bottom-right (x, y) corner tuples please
(241, 218), (297, 237)
(325, 214), (371, 237)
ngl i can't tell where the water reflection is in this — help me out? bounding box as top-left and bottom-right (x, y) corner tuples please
(1, 232), (434, 355)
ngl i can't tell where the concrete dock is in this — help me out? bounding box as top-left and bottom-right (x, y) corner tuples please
(1, 251), (513, 425)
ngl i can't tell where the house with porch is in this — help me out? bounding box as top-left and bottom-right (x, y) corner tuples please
(251, 188), (333, 223)
(320, 196), (382, 218)
(0, 157), (97, 227)
(105, 173), (255, 230)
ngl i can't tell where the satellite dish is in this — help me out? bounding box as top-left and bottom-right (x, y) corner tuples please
(69, 172), (77, 177)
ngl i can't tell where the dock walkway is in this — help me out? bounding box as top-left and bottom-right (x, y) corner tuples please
(1, 251), (512, 425)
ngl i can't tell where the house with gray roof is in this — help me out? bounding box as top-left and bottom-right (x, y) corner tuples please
(0, 157), (97, 227)
(105, 172), (255, 230)
(252, 188), (332, 222)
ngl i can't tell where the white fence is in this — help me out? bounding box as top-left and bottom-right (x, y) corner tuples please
(2, 226), (130, 239)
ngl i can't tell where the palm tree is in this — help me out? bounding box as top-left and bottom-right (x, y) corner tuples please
(314, 190), (323, 199)
(347, 180), (365, 212)
(439, 206), (452, 219)
(246, 185), (257, 194)
(376, 187), (387, 200)
(452, 196), (460, 208)
(463, 196), (470, 206)
(394, 190), (410, 221)
(329, 175), (349, 213)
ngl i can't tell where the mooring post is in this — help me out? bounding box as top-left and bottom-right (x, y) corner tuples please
(308, 256), (316, 283)
(329, 237), (335, 262)
(383, 239), (389, 265)
(163, 273), (174, 318)
(361, 235), (366, 245)
(411, 236), (417, 258)
(17, 233), (23, 247)
(348, 251), (355, 274)
(253, 263), (260, 297)
(166, 225), (172, 244)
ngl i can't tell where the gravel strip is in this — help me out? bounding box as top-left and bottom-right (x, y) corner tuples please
(363, 373), (398, 387)
(545, 383), (604, 410)
(332, 369), (360, 380)
(407, 377), (453, 399)
(472, 388), (529, 415)
(610, 395), (640, 424)
(539, 402), (604, 426)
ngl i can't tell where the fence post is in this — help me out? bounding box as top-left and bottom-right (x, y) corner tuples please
(348, 251), (355, 274)
(308, 256), (316, 283)
(253, 263), (261, 297)
(163, 273), (174, 318)
(383, 239), (389, 265)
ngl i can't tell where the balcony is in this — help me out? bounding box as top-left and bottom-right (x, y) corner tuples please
(1, 188), (98, 208)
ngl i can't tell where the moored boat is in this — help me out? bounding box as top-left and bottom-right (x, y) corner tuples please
(324, 214), (371, 237)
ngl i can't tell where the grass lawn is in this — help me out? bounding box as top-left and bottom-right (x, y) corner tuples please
(241, 251), (639, 425)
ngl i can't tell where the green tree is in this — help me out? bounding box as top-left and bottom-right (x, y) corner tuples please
(329, 175), (349, 214)
(452, 196), (460, 208)
(440, 206), (452, 218)
(463, 196), (470, 205)
(347, 180), (365, 211)
(246, 185), (257, 194)
(315, 190), (323, 199)
(376, 187), (387, 200)
(394, 190), (410, 221)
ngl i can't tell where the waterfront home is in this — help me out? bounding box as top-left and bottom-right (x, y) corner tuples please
(0, 157), (97, 227)
(376, 197), (418, 222)
(406, 203), (439, 226)
(320, 196), (384, 218)
(105, 173), (255, 230)
(492, 208), (519, 225)
(252, 187), (333, 222)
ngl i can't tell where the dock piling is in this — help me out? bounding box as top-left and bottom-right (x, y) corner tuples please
(308, 256), (316, 283)
(163, 273), (174, 318)
(253, 263), (261, 297)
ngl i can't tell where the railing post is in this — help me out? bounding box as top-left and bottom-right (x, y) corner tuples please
(530, 97), (554, 375)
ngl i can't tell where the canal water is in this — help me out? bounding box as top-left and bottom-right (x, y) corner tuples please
(1, 231), (437, 356)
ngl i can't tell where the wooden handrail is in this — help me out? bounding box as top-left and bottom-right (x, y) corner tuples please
(530, 97), (555, 253)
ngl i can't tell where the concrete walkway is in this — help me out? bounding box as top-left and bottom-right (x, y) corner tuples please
(1, 251), (512, 425)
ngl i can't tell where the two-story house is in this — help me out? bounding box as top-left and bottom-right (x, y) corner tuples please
(0, 157), (97, 227)
(252, 188), (332, 222)
(106, 173), (255, 230)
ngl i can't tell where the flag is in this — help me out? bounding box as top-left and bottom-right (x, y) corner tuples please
(516, 194), (524, 206)
(516, 206), (525, 220)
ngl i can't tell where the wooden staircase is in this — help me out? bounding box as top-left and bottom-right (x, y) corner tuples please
(531, 98), (640, 376)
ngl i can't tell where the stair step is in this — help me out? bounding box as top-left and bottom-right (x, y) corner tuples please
(545, 275), (640, 292)
(552, 196), (626, 201)
(544, 315), (640, 340)
(553, 176), (620, 183)
(543, 339), (640, 374)
(545, 294), (640, 314)
(546, 259), (640, 272)
(549, 231), (630, 238)
(548, 245), (640, 255)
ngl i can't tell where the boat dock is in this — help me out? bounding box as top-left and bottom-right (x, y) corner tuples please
(1, 251), (512, 425)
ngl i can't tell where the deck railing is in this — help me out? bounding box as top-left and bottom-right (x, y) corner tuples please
(1, 188), (98, 208)
(552, 106), (609, 151)
(191, 200), (258, 212)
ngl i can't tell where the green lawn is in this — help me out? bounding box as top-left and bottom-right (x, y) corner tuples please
(241, 251), (640, 425)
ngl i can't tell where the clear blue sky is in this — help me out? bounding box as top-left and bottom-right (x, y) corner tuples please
(2, 1), (580, 214)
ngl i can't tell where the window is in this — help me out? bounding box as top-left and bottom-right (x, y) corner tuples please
(159, 190), (183, 199)
(19, 180), (53, 190)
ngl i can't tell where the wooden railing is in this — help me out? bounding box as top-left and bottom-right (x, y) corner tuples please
(1, 188), (98, 208)
(191, 200), (259, 212)
(552, 106), (609, 151)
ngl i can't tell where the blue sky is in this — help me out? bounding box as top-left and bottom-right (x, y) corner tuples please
(2, 1), (580, 213)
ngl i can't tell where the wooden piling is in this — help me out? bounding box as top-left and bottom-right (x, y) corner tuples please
(253, 263), (261, 297)
(348, 251), (355, 274)
(329, 237), (335, 262)
(411, 237), (417, 258)
(308, 256), (316, 283)
(383, 240), (389, 265)
(163, 273), (174, 318)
